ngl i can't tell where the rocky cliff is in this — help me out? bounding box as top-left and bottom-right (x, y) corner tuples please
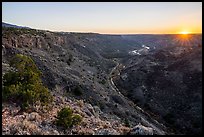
(2, 27), (167, 135)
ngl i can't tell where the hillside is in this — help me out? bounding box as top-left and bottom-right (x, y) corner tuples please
(2, 26), (167, 135)
(2, 22), (30, 29)
(2, 25), (202, 135)
(113, 44), (202, 135)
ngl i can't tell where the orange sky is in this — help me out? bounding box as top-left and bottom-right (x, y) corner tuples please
(2, 2), (202, 34)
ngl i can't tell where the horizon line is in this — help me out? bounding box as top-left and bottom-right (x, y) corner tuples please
(2, 21), (202, 35)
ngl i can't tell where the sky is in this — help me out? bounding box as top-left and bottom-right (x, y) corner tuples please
(2, 2), (202, 34)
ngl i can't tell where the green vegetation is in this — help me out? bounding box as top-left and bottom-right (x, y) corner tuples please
(55, 107), (82, 128)
(124, 118), (130, 127)
(2, 26), (47, 37)
(2, 54), (53, 110)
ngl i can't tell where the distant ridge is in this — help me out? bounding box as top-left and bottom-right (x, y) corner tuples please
(2, 22), (30, 29)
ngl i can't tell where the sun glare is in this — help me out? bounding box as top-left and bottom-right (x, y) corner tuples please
(180, 31), (189, 35)
(174, 31), (194, 46)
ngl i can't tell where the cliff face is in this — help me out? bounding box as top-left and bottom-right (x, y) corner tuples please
(114, 44), (202, 135)
(3, 30), (64, 47)
(2, 27), (167, 135)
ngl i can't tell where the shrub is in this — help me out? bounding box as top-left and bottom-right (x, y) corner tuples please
(69, 54), (73, 61)
(73, 85), (83, 96)
(66, 54), (73, 65)
(55, 107), (82, 128)
(66, 60), (71, 65)
(98, 102), (105, 110)
(99, 79), (106, 85)
(2, 54), (53, 110)
(72, 114), (83, 125)
(124, 118), (130, 127)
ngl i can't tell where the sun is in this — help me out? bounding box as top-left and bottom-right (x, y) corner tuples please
(174, 30), (193, 46)
(180, 31), (189, 35)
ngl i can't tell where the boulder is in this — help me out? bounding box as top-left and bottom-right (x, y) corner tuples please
(93, 106), (102, 118)
(28, 112), (41, 121)
(84, 108), (93, 117)
(85, 103), (96, 116)
(130, 123), (153, 135)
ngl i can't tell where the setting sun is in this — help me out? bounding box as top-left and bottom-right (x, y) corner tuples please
(175, 30), (194, 46)
(180, 31), (190, 35)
